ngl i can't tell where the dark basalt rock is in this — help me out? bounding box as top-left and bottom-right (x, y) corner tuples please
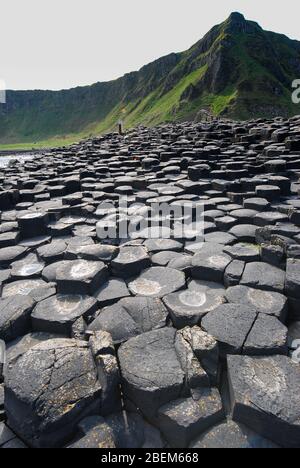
(261, 243), (284, 267)
(224, 243), (260, 262)
(6, 332), (65, 362)
(0, 295), (35, 342)
(201, 303), (257, 357)
(118, 328), (186, 420)
(190, 420), (278, 448)
(228, 355), (300, 448)
(144, 238), (183, 253)
(111, 246), (150, 278)
(158, 389), (224, 448)
(243, 314), (288, 356)
(0, 246), (28, 267)
(88, 297), (168, 344)
(1, 118), (300, 448)
(18, 212), (48, 239)
(229, 224), (257, 242)
(224, 260), (245, 287)
(32, 294), (98, 335)
(191, 244), (232, 283)
(10, 253), (44, 280)
(225, 285), (288, 321)
(5, 338), (102, 448)
(94, 278), (130, 306)
(56, 259), (109, 295)
(240, 262), (286, 293)
(163, 280), (226, 328)
(128, 267), (186, 298)
(37, 240), (67, 264)
(1, 278), (56, 302)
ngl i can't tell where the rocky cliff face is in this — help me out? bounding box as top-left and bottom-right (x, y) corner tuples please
(1, 12), (300, 144)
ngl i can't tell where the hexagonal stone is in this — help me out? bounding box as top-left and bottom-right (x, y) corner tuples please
(243, 198), (270, 212)
(168, 255), (193, 274)
(118, 328), (186, 420)
(65, 244), (118, 263)
(229, 224), (257, 243)
(56, 260), (108, 295)
(224, 243), (260, 262)
(5, 338), (102, 448)
(32, 295), (98, 335)
(243, 314), (288, 356)
(158, 389), (224, 448)
(229, 209), (258, 224)
(18, 212), (48, 238)
(6, 332), (64, 363)
(67, 236), (95, 248)
(128, 267), (186, 298)
(88, 297), (168, 344)
(144, 239), (183, 253)
(151, 251), (184, 267)
(10, 253), (44, 280)
(163, 281), (226, 329)
(37, 240), (67, 264)
(204, 209), (224, 222)
(111, 246), (150, 278)
(204, 232), (236, 245)
(19, 235), (51, 249)
(201, 304), (257, 357)
(191, 244), (232, 283)
(94, 278), (130, 306)
(1, 279), (56, 303)
(179, 326), (219, 386)
(42, 261), (67, 282)
(68, 421), (115, 449)
(254, 211), (288, 227)
(225, 285), (288, 321)
(215, 216), (237, 230)
(240, 262), (285, 293)
(0, 295), (34, 342)
(224, 260), (245, 287)
(0, 246), (28, 267)
(228, 355), (300, 448)
(174, 328), (209, 390)
(285, 258), (300, 299)
(261, 243), (284, 267)
(0, 231), (20, 248)
(255, 185), (281, 201)
(190, 420), (278, 448)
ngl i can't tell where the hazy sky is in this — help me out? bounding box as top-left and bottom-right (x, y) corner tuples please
(1, 0), (299, 91)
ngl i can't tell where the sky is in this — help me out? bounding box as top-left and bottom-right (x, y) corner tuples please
(1, 0), (299, 91)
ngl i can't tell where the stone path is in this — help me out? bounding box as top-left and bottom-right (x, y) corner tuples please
(1, 117), (300, 448)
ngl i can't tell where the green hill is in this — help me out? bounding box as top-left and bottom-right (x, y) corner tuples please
(1, 12), (300, 148)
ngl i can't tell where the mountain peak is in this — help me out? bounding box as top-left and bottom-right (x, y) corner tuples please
(225, 11), (255, 34)
(227, 12), (246, 23)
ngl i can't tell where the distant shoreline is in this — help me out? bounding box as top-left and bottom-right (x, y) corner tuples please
(0, 149), (44, 156)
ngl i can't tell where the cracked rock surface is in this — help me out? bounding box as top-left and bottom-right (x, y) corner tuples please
(1, 117), (300, 448)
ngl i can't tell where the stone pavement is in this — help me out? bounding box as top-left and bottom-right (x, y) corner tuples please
(1, 117), (300, 448)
